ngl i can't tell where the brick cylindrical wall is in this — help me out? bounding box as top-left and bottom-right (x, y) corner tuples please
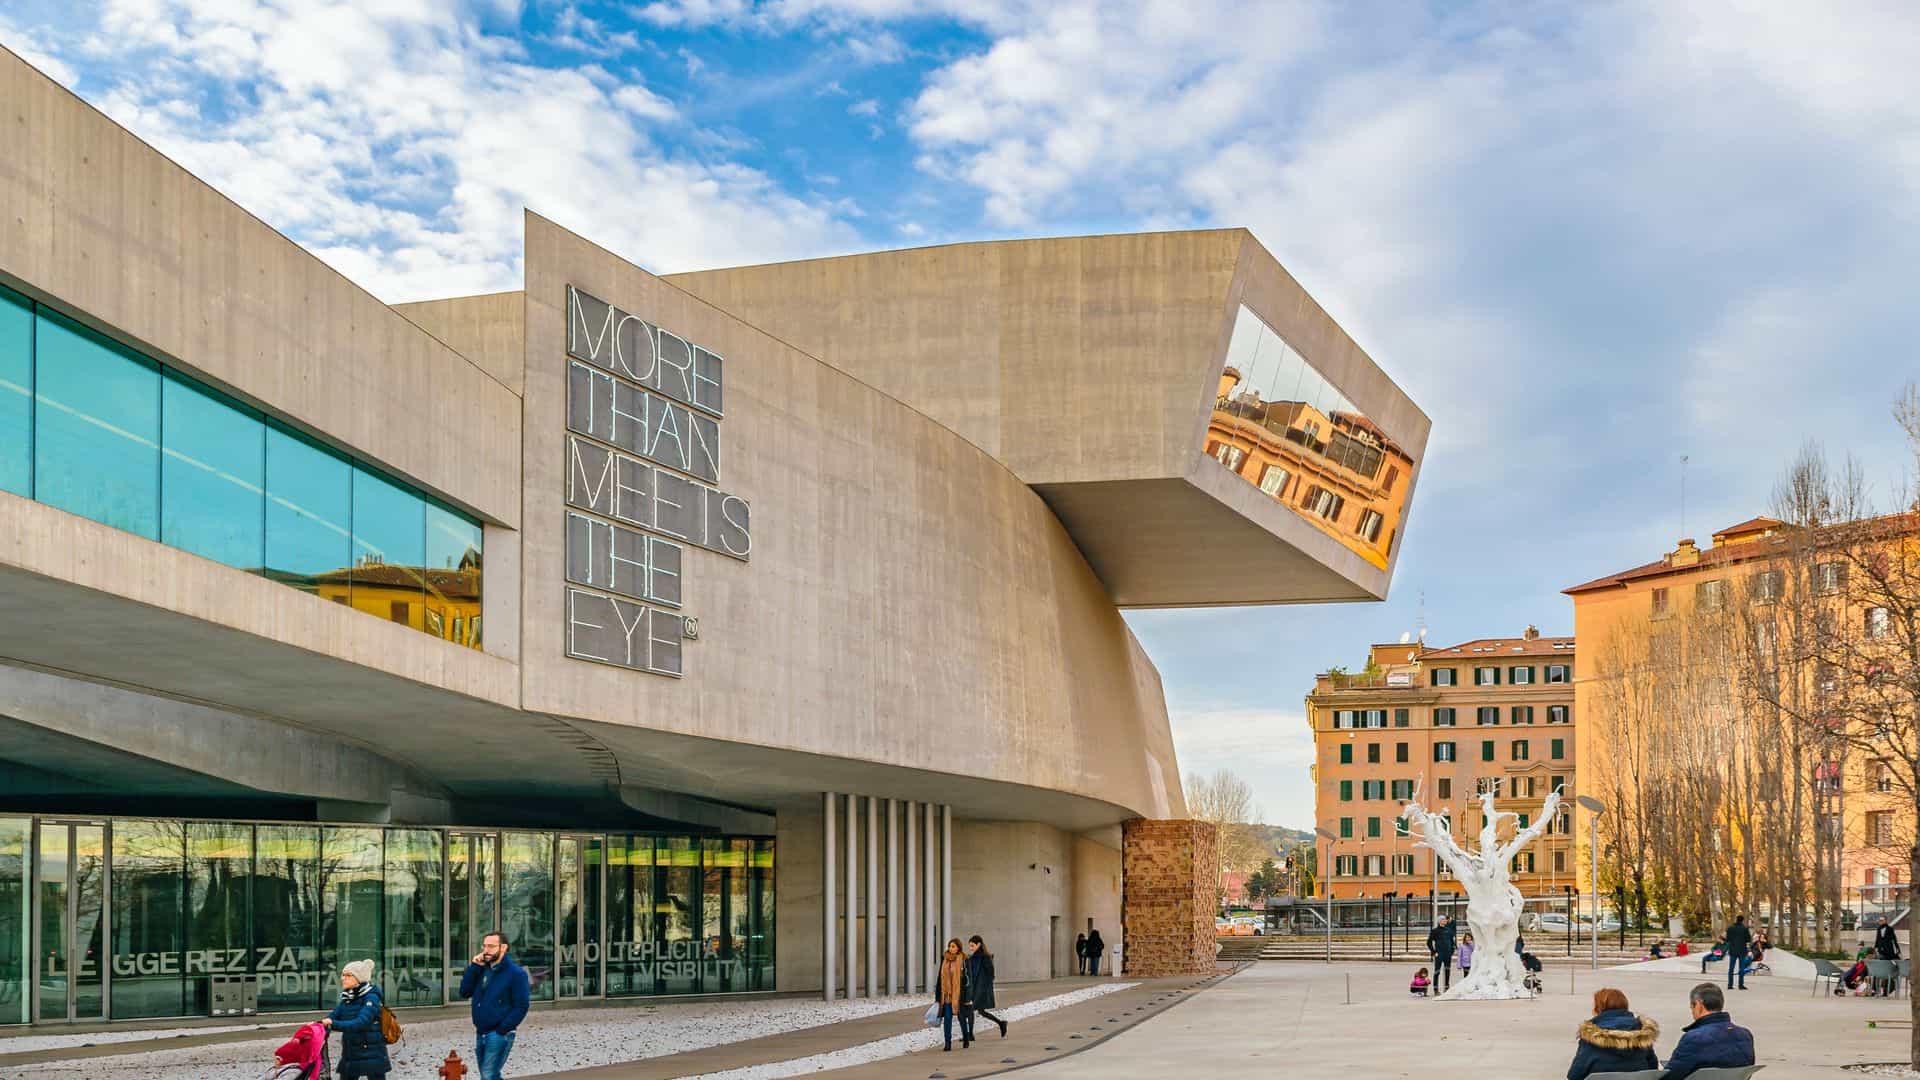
(1120, 818), (1218, 977)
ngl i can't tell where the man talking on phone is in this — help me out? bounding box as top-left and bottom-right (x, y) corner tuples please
(459, 931), (530, 1080)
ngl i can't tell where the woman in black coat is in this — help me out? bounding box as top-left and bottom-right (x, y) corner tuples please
(1074, 933), (1088, 975)
(965, 935), (1007, 1038)
(323, 959), (390, 1079)
(1566, 988), (1659, 1080)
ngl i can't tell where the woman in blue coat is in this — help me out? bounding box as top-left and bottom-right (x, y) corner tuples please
(323, 959), (391, 1079)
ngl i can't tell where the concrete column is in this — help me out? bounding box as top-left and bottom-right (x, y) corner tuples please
(865, 795), (879, 998)
(905, 801), (919, 992)
(886, 798), (900, 994)
(844, 793), (858, 998)
(941, 804), (953, 957)
(822, 791), (836, 1002)
(924, 801), (938, 985)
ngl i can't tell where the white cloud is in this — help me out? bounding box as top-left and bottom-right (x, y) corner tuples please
(31, 0), (862, 301)
(1168, 705), (1318, 828)
(0, 16), (80, 85)
(847, 97), (879, 116)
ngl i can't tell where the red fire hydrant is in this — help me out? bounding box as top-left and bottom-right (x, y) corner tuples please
(438, 1050), (469, 1079)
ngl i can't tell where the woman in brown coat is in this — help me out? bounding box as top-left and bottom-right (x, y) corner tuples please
(936, 937), (971, 1050)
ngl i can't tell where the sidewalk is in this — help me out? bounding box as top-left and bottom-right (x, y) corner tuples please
(524, 967), (1242, 1080)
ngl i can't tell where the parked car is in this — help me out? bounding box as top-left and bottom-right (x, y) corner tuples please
(1230, 916), (1265, 936)
(1528, 913), (1585, 932)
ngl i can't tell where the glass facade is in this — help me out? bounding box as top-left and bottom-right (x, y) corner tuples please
(0, 282), (482, 650)
(0, 816), (773, 1024)
(1204, 304), (1417, 571)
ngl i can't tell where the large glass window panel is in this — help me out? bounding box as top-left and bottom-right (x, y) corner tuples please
(445, 833), (471, 1001)
(36, 825), (67, 1021)
(185, 822), (253, 1016)
(0, 819), (27, 1024)
(350, 464), (426, 628)
(0, 287), (29, 498)
(426, 502), (484, 649)
(110, 821), (186, 1019)
(499, 833), (553, 1001)
(382, 829), (442, 1007)
(1203, 304), (1415, 571)
(73, 825), (105, 1020)
(162, 375), (266, 570)
(319, 828), (383, 989)
(252, 826), (321, 1012)
(557, 840), (579, 998)
(583, 837), (602, 996)
(265, 427), (352, 595)
(33, 311), (160, 538)
(606, 835), (651, 996)
(657, 837), (698, 995)
(721, 839), (750, 993)
(750, 840), (774, 991)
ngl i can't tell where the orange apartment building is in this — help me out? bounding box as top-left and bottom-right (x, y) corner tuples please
(1307, 629), (1579, 900)
(1564, 514), (1912, 906)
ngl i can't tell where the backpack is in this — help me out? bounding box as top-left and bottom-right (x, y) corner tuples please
(379, 1004), (402, 1045)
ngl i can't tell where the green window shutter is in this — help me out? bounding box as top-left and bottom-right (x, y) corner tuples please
(1482, 740), (1495, 761)
(1340, 780), (1353, 801)
(1340, 817), (1353, 838)
(1518, 814), (1529, 829)
(1340, 744), (1352, 764)
(1367, 817), (1381, 838)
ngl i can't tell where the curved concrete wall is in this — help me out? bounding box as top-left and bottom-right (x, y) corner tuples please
(522, 214), (1183, 823)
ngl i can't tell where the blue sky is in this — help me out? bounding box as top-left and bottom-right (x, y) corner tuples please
(4, 0), (1917, 827)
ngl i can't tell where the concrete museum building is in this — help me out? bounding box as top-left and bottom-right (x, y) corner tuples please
(0, 47), (1428, 1025)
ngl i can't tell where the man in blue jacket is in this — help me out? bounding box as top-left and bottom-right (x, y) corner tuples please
(459, 931), (530, 1080)
(1664, 982), (1755, 1080)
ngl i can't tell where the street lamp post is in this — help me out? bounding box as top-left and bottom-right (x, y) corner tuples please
(1315, 827), (1337, 963)
(1383, 891), (1398, 960)
(1563, 885), (1576, 956)
(1576, 795), (1607, 972)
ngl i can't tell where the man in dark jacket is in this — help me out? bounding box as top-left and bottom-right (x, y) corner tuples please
(1721, 915), (1753, 990)
(1426, 916), (1457, 992)
(1664, 982), (1755, 1080)
(1874, 916), (1902, 995)
(459, 931), (530, 1080)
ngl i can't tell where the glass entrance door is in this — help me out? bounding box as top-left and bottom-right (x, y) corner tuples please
(446, 832), (497, 1000)
(35, 822), (106, 1023)
(555, 836), (604, 999)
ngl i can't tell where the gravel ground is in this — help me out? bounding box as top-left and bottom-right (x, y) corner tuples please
(5, 989), (1124, 1079)
(0, 1024), (267, 1055)
(683, 984), (1132, 1080)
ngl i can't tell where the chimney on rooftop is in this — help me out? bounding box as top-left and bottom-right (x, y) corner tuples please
(1670, 537), (1701, 567)
(1522, 625), (1539, 641)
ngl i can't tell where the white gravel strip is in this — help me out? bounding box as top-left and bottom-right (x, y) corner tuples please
(5, 992), (973, 1079)
(685, 983), (1136, 1080)
(0, 1023), (267, 1055)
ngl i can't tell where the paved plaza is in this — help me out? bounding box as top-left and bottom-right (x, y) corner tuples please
(1001, 961), (1907, 1079)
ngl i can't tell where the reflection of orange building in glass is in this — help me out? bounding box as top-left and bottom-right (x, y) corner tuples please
(1206, 365), (1413, 570)
(308, 552), (484, 648)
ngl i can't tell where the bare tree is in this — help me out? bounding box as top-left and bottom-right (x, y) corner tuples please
(1186, 768), (1268, 895)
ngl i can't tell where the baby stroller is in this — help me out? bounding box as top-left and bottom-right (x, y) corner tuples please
(266, 1021), (330, 1080)
(1519, 951), (1544, 993)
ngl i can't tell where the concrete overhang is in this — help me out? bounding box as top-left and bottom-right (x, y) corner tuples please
(0, 557), (1149, 832)
(664, 229), (1430, 607)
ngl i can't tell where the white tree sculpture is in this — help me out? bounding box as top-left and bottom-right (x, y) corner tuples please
(1402, 785), (1562, 1000)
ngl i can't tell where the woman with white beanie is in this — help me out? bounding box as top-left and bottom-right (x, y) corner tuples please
(322, 958), (391, 1078)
